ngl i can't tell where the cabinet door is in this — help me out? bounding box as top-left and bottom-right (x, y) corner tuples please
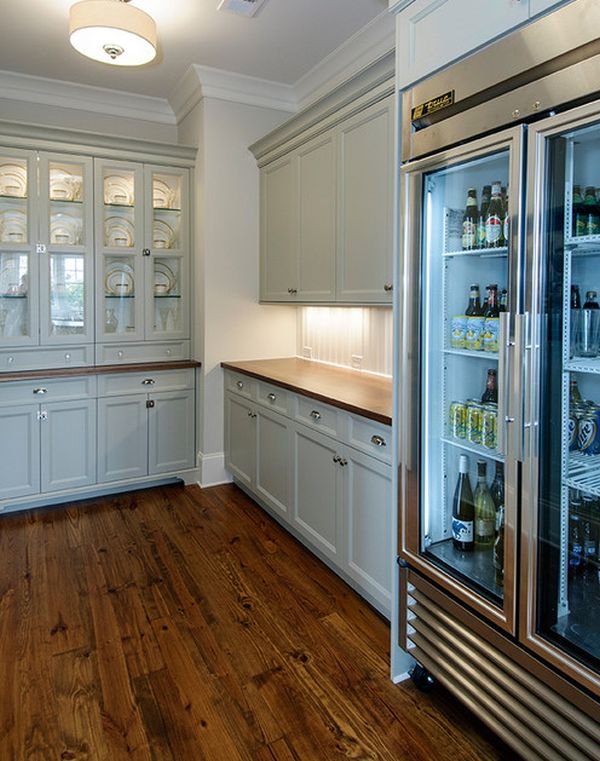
(256, 407), (291, 519)
(41, 399), (96, 492)
(396, 0), (529, 90)
(0, 404), (40, 499)
(260, 155), (298, 302)
(291, 423), (341, 564)
(337, 98), (394, 303)
(224, 394), (256, 489)
(343, 447), (392, 613)
(297, 134), (336, 301)
(148, 390), (195, 474)
(98, 395), (148, 482)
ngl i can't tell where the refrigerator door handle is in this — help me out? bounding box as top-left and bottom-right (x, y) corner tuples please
(514, 312), (531, 463)
(497, 311), (511, 456)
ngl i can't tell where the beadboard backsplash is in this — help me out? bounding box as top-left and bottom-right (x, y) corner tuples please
(297, 307), (393, 377)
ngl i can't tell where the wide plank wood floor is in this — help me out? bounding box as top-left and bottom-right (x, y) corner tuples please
(0, 483), (516, 760)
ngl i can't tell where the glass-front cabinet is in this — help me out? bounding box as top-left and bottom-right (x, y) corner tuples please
(524, 104), (600, 695)
(401, 128), (522, 633)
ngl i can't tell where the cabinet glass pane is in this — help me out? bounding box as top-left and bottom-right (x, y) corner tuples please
(0, 156), (28, 244)
(103, 255), (137, 335)
(152, 172), (181, 250)
(0, 250), (29, 338)
(48, 161), (85, 246)
(536, 122), (600, 674)
(103, 169), (135, 248)
(152, 255), (182, 333)
(420, 149), (510, 604)
(49, 253), (85, 337)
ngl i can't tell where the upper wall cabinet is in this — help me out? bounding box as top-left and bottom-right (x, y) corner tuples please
(394, 0), (570, 91)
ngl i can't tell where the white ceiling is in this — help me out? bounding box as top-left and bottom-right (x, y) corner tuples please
(0, 0), (389, 98)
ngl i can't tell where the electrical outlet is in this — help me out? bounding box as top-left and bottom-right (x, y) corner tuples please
(303, 346), (312, 359)
(351, 354), (362, 370)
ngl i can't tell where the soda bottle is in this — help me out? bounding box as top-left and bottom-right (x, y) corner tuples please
(499, 289), (508, 312)
(572, 185), (586, 237)
(478, 185), (491, 249)
(452, 454), (475, 552)
(569, 514), (583, 576)
(474, 460), (495, 547)
(483, 284), (500, 318)
(481, 369), (498, 404)
(485, 181), (505, 248)
(462, 188), (478, 250)
(465, 284), (483, 316)
(493, 505), (505, 586)
(583, 186), (600, 237)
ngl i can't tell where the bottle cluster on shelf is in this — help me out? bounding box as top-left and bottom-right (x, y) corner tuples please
(571, 185), (600, 238)
(451, 456), (505, 585)
(449, 369), (499, 451)
(451, 283), (507, 353)
(569, 488), (600, 606)
(569, 378), (600, 455)
(570, 285), (600, 359)
(462, 180), (509, 250)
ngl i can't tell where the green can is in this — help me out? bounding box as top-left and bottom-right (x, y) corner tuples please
(483, 403), (498, 450)
(466, 402), (484, 446)
(449, 401), (467, 439)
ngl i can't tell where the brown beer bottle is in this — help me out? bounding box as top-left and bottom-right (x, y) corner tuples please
(462, 188), (478, 250)
(465, 284), (483, 316)
(483, 284), (499, 318)
(481, 369), (498, 403)
(485, 181), (505, 248)
(477, 185), (491, 248)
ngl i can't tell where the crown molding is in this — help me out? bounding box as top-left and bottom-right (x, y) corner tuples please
(0, 69), (175, 125)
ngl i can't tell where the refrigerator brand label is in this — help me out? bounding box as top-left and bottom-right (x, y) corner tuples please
(411, 90), (455, 122)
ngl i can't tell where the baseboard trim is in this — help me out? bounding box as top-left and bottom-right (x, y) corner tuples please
(197, 451), (233, 488)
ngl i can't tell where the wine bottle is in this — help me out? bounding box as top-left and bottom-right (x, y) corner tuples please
(452, 455), (474, 552)
(474, 460), (495, 547)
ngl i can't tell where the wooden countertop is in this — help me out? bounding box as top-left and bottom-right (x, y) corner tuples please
(0, 360), (202, 383)
(221, 357), (392, 425)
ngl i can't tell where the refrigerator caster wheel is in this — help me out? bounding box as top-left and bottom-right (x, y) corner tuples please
(409, 663), (436, 692)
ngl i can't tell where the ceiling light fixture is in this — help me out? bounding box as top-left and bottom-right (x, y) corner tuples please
(69, 0), (157, 66)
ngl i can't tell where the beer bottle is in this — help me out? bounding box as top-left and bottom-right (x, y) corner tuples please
(572, 185), (586, 237)
(483, 284), (500, 318)
(485, 181), (505, 248)
(465, 284), (483, 316)
(478, 185), (491, 249)
(481, 369), (498, 404)
(571, 285), (582, 309)
(569, 378), (582, 405)
(493, 505), (505, 586)
(499, 289), (508, 312)
(462, 187), (478, 250)
(583, 186), (600, 237)
(474, 460), (496, 547)
(452, 454), (475, 552)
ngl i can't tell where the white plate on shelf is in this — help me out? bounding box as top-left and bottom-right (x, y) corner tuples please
(105, 261), (135, 296)
(153, 179), (174, 208)
(104, 175), (134, 205)
(51, 213), (82, 245)
(50, 168), (82, 202)
(152, 219), (176, 249)
(104, 216), (134, 248)
(0, 209), (27, 243)
(153, 261), (177, 294)
(0, 163), (27, 197)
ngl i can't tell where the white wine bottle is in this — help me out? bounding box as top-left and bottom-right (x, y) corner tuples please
(474, 459), (495, 547)
(452, 454), (474, 552)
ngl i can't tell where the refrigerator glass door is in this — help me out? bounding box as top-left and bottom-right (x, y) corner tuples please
(524, 104), (600, 694)
(401, 128), (522, 633)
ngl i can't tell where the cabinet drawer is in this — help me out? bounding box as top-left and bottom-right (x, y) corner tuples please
(225, 371), (256, 399)
(257, 381), (289, 415)
(347, 414), (391, 463)
(98, 369), (195, 397)
(0, 345), (93, 373)
(96, 341), (190, 365)
(0, 376), (97, 407)
(295, 396), (339, 438)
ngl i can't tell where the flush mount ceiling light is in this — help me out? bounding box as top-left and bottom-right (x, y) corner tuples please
(69, 0), (157, 66)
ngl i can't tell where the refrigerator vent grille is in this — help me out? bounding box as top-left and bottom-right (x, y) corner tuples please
(406, 585), (600, 761)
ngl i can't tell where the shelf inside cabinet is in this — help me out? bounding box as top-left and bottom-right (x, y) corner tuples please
(565, 237), (600, 254)
(443, 247), (508, 259)
(566, 451), (600, 496)
(50, 198), (83, 206)
(104, 294), (135, 299)
(0, 294), (27, 299)
(566, 358), (600, 374)
(153, 206), (181, 213)
(0, 194), (26, 202)
(426, 539), (503, 603)
(154, 294), (181, 299)
(104, 202), (134, 209)
(444, 348), (499, 360)
(442, 436), (503, 462)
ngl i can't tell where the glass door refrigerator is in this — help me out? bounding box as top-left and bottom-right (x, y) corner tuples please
(396, 2), (600, 758)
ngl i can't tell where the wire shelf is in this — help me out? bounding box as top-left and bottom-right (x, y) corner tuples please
(566, 451), (600, 497)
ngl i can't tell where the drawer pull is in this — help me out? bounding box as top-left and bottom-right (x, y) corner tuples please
(142, 378), (156, 386)
(371, 435), (387, 447)
(267, 393), (277, 402)
(64, 353), (72, 361)
(310, 410), (321, 421)
(237, 380), (244, 389)
(33, 388), (48, 395)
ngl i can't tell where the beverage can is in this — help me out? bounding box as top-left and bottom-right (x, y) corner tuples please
(450, 316), (468, 349)
(466, 403), (484, 446)
(578, 410), (600, 455)
(482, 404), (498, 450)
(465, 316), (485, 351)
(449, 402), (467, 439)
(482, 317), (500, 353)
(569, 406), (586, 451)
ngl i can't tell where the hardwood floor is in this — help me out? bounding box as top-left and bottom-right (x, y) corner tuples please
(0, 483), (515, 760)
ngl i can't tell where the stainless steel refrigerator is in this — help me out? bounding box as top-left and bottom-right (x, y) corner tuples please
(397, 2), (600, 758)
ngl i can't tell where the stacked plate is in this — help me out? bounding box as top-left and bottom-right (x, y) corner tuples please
(104, 175), (134, 205)
(0, 209), (27, 243)
(0, 163), (27, 197)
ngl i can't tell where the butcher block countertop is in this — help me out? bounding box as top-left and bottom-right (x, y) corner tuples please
(221, 357), (392, 425)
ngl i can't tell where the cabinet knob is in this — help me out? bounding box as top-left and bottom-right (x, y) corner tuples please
(142, 378), (156, 385)
(247, 410), (257, 419)
(310, 410), (321, 421)
(117, 351), (124, 359)
(146, 400), (155, 409)
(142, 248), (151, 256)
(237, 380), (244, 389)
(288, 287), (297, 294)
(370, 434), (387, 447)
(37, 410), (48, 421)
(166, 349), (172, 357)
(33, 388), (48, 395)
(384, 283), (393, 292)
(7, 356), (14, 364)
(64, 352), (71, 361)
(267, 393), (276, 402)
(340, 458), (348, 467)
(333, 455), (341, 463)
